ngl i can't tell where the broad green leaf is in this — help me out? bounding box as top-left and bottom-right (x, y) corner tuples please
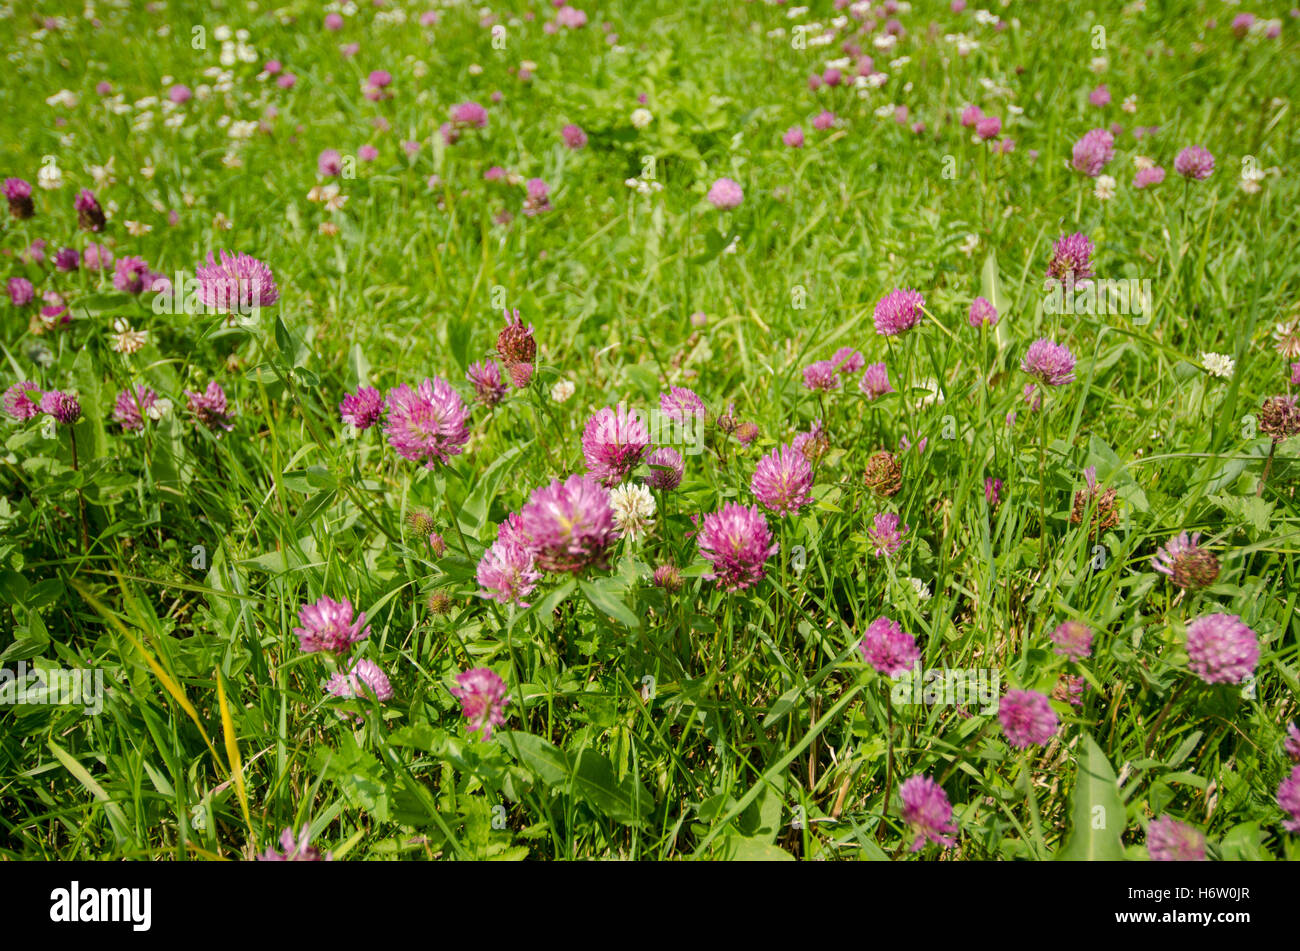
(706, 835), (795, 861)
(500, 731), (570, 787)
(578, 579), (641, 632)
(1218, 821), (1267, 861)
(1056, 733), (1126, 860)
(572, 749), (653, 825)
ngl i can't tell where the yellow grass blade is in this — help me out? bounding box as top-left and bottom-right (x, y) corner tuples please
(68, 577), (221, 768)
(216, 669), (254, 837)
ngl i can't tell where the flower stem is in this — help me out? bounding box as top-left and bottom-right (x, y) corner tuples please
(878, 681), (895, 843)
(1257, 441), (1276, 497)
(68, 427), (89, 554)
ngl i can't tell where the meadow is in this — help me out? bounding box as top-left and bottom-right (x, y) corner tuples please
(1, 0), (1299, 862)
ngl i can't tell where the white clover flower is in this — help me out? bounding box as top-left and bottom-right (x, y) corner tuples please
(1090, 56), (1109, 73)
(609, 483), (656, 540)
(1094, 174), (1117, 200)
(1200, 352), (1235, 378)
(125, 220), (152, 237)
(1122, 94), (1137, 114)
(551, 379), (575, 403)
(1240, 164), (1266, 195)
(109, 318), (148, 354)
(624, 177), (662, 196)
(904, 577), (932, 602)
(873, 102), (896, 118)
(872, 33), (897, 51)
(959, 233), (980, 257)
(1133, 154), (1155, 170)
(630, 108), (653, 129)
(214, 24), (232, 41)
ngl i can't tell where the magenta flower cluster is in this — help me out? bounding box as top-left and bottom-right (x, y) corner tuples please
(450, 667), (509, 741)
(697, 502), (779, 591)
(858, 616), (921, 677)
(383, 377), (471, 468)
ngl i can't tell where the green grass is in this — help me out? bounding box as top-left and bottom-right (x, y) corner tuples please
(1, 0), (1298, 861)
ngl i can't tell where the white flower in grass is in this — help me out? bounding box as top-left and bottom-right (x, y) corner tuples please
(903, 577), (932, 602)
(1094, 174), (1117, 200)
(631, 108), (653, 129)
(1200, 352), (1235, 379)
(88, 157), (115, 187)
(551, 380), (575, 403)
(609, 483), (656, 540)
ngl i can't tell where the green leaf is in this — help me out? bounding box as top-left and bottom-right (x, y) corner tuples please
(705, 834), (795, 861)
(500, 731), (571, 787)
(761, 686), (803, 728)
(448, 316), (472, 371)
(293, 490), (336, 532)
(981, 250), (1011, 349)
(70, 291), (132, 316)
(1218, 821), (1267, 861)
(572, 749), (653, 825)
(459, 446), (522, 535)
(578, 579), (641, 633)
(1056, 733), (1126, 860)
